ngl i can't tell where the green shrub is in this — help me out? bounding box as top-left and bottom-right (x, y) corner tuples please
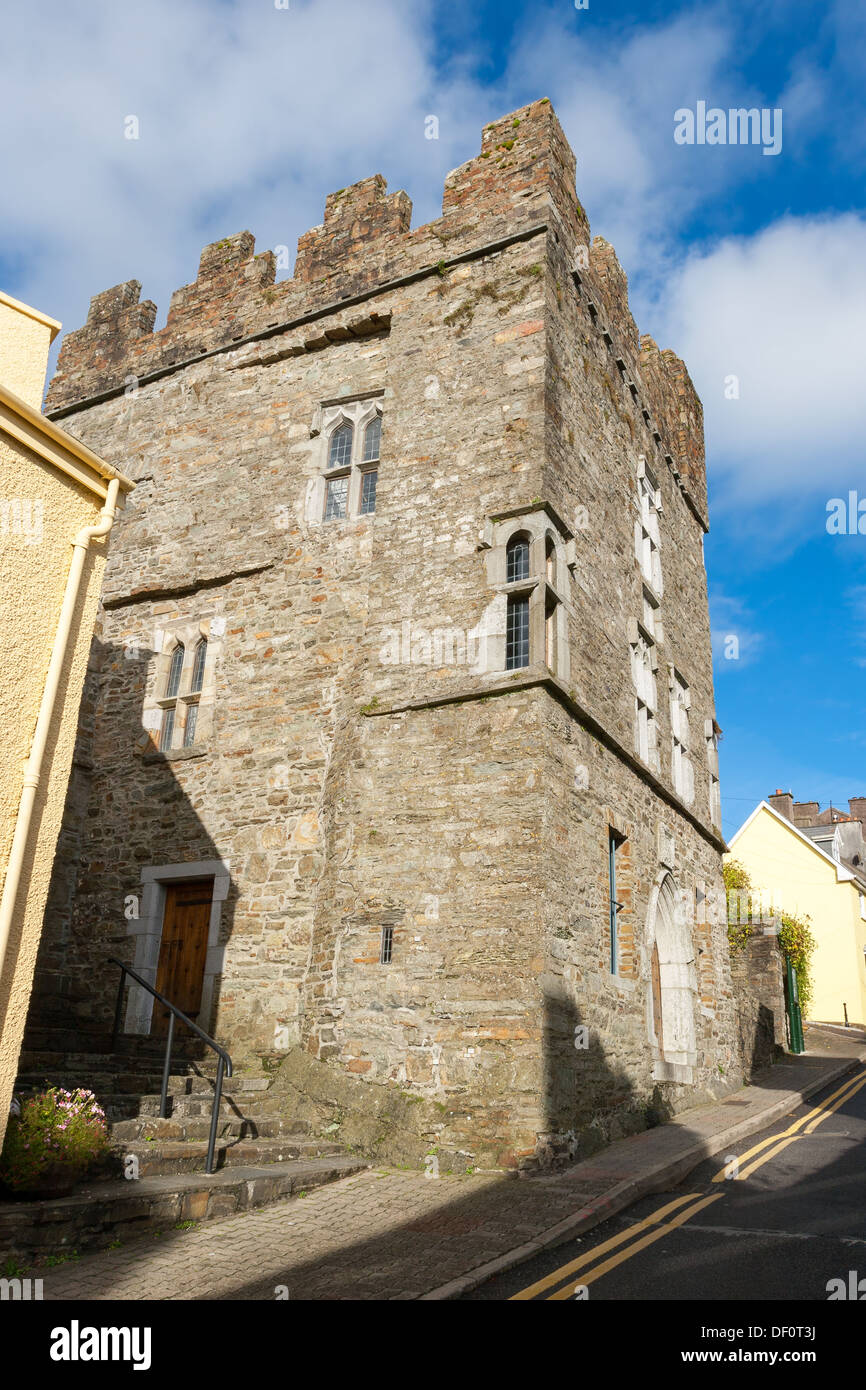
(0, 1088), (110, 1191)
(776, 910), (817, 1015)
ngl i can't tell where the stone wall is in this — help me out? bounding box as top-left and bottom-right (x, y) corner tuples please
(729, 934), (787, 1076)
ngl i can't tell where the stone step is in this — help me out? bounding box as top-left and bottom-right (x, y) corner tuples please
(113, 1136), (347, 1178)
(110, 1115), (308, 1143)
(17, 1050), (209, 1075)
(0, 1157), (369, 1264)
(18, 1047), (254, 1073)
(21, 1027), (227, 1060)
(99, 1097), (291, 1128)
(15, 1071), (272, 1098)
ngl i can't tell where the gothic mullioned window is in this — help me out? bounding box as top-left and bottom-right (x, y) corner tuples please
(319, 404), (383, 522)
(478, 517), (570, 679)
(148, 626), (219, 755)
(635, 459), (662, 596)
(670, 669), (694, 805)
(360, 416), (380, 515)
(706, 718), (721, 826)
(629, 621), (659, 771)
(159, 644), (185, 750)
(191, 637), (208, 694)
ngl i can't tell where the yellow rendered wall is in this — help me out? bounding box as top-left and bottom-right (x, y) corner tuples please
(729, 807), (866, 1026)
(0, 300), (57, 409)
(0, 436), (107, 1143)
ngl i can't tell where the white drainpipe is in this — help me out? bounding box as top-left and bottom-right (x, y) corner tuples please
(0, 477), (121, 989)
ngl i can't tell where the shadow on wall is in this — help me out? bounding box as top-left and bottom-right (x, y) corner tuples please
(539, 983), (674, 1166)
(730, 934), (787, 1080)
(24, 634), (239, 1061)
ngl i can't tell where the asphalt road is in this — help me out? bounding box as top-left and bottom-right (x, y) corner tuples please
(464, 1066), (866, 1300)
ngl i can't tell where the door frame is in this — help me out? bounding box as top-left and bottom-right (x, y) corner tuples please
(123, 860), (230, 1036)
(645, 869), (698, 1083)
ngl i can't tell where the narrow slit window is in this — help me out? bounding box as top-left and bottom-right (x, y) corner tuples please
(191, 638), (207, 694)
(545, 536), (556, 585)
(165, 644), (184, 698)
(545, 592), (557, 670)
(380, 924), (393, 964)
(506, 593), (530, 670)
(609, 830), (624, 974)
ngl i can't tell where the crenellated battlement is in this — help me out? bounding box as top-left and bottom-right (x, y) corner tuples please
(44, 97), (706, 527)
(577, 235), (707, 526)
(47, 98), (585, 414)
(640, 336), (707, 525)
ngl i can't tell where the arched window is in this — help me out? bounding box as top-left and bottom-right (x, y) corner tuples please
(324, 422), (353, 521)
(159, 643), (185, 750)
(166, 643), (184, 698)
(328, 423), (353, 469)
(363, 416), (381, 463)
(191, 638), (207, 694)
(487, 516), (569, 681)
(318, 404), (385, 522)
(651, 875), (697, 1072)
(360, 415), (380, 515)
(505, 534), (532, 670)
(506, 534), (530, 583)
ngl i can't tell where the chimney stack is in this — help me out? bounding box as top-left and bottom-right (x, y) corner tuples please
(849, 797), (866, 826)
(769, 790), (794, 821)
(792, 800), (820, 826)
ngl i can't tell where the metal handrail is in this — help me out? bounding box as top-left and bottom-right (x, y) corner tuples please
(109, 956), (233, 1174)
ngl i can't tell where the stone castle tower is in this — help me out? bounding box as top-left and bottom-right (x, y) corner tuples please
(30, 99), (739, 1167)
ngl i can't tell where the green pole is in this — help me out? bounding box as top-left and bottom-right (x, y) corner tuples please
(786, 955), (805, 1054)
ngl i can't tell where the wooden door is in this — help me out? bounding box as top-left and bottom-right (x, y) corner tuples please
(153, 879), (214, 1035)
(651, 941), (664, 1058)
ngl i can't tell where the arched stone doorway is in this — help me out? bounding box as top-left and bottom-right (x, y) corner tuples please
(648, 873), (697, 1083)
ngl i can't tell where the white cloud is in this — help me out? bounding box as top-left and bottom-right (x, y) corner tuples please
(0, 0), (484, 344)
(651, 215), (866, 505)
(2, 0), (862, 533)
(499, 8), (737, 273)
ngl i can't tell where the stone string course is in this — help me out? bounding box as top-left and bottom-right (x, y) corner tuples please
(31, 99), (749, 1170)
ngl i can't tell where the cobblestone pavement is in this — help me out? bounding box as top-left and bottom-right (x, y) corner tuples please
(40, 1167), (597, 1301)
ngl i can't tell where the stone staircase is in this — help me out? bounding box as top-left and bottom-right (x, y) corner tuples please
(3, 1040), (368, 1262)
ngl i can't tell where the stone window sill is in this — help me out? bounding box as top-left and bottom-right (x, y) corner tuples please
(142, 745), (208, 764)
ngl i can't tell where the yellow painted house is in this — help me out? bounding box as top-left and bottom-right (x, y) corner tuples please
(0, 290), (135, 1147)
(727, 799), (866, 1028)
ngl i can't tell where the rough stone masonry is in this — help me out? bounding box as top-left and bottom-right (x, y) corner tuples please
(30, 99), (743, 1169)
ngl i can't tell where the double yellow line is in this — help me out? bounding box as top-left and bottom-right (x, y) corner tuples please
(510, 1192), (724, 1300)
(710, 1066), (866, 1183)
(510, 1066), (866, 1300)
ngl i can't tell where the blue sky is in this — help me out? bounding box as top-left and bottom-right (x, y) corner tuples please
(1, 0), (863, 840)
